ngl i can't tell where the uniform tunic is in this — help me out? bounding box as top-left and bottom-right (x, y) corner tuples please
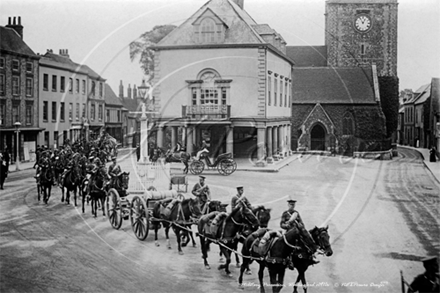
(231, 194), (252, 210)
(280, 209), (304, 231)
(192, 182), (211, 203)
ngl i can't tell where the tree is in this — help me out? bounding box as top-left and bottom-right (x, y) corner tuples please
(129, 24), (176, 81)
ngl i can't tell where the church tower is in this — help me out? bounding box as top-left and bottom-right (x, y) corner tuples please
(325, 0), (398, 77)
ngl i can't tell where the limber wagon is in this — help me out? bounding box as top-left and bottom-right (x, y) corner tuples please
(105, 188), (180, 241)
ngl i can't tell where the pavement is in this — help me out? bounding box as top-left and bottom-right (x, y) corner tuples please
(7, 146), (439, 182)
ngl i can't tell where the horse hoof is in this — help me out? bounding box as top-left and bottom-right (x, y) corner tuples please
(179, 251), (184, 255)
(155, 242), (160, 247)
(218, 265), (224, 270)
(238, 284), (244, 290)
(193, 244), (197, 248)
(167, 246), (172, 250)
(219, 257), (225, 263)
(245, 269), (252, 275)
(226, 273), (232, 278)
(205, 265), (211, 270)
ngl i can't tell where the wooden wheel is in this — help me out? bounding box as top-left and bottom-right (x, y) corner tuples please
(218, 159), (237, 176)
(106, 188), (123, 230)
(130, 196), (149, 241)
(190, 160), (204, 175)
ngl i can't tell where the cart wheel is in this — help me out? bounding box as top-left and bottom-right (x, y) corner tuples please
(106, 188), (123, 229)
(219, 159), (237, 176)
(130, 196), (149, 241)
(190, 160), (205, 175)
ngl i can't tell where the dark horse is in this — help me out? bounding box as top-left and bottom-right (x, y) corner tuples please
(152, 198), (202, 254)
(164, 149), (191, 174)
(226, 206), (272, 270)
(198, 204), (260, 276)
(238, 227), (317, 293)
(87, 174), (107, 217)
(292, 226), (333, 293)
(38, 164), (54, 204)
(60, 165), (81, 206)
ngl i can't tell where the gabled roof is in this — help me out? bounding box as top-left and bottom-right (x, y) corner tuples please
(39, 52), (105, 81)
(292, 67), (378, 104)
(404, 83), (429, 105)
(0, 26), (38, 58)
(414, 84), (431, 105)
(104, 84), (122, 106)
(157, 0), (264, 46)
(286, 46), (327, 67)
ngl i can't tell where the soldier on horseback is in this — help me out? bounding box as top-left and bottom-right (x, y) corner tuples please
(279, 197), (319, 267)
(192, 175), (211, 214)
(107, 156), (122, 188)
(231, 185), (254, 210)
(89, 157), (110, 191)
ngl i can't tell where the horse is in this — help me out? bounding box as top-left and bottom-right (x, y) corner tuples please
(60, 164), (81, 206)
(87, 174), (107, 217)
(226, 205), (272, 272)
(38, 164), (54, 204)
(238, 226), (317, 293)
(151, 198), (202, 255)
(164, 149), (191, 174)
(108, 171), (130, 196)
(292, 226), (333, 293)
(198, 204), (260, 276)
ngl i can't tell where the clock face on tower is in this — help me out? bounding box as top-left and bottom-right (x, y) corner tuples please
(354, 15), (372, 32)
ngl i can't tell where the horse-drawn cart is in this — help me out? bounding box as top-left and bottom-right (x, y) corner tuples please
(105, 188), (179, 240)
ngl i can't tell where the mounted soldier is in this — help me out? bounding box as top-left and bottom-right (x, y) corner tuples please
(231, 185), (254, 210)
(107, 156), (122, 187)
(192, 175), (211, 213)
(89, 157), (110, 191)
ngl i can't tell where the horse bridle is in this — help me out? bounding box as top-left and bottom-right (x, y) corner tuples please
(314, 229), (330, 253)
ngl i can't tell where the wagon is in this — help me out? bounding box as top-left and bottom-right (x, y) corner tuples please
(105, 187), (179, 240)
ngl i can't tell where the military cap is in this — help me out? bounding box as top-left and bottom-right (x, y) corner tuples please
(199, 175), (206, 179)
(236, 185), (244, 190)
(287, 195), (297, 203)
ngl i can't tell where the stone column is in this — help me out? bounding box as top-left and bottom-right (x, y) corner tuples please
(267, 126), (273, 163)
(287, 124), (292, 154)
(273, 126), (278, 158)
(157, 125), (164, 148)
(226, 125), (234, 157)
(171, 126), (177, 151)
(278, 125), (284, 157)
(140, 117), (149, 162)
(257, 127), (266, 165)
(186, 126), (193, 155)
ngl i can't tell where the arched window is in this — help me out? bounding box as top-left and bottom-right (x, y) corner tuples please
(342, 112), (354, 135)
(201, 18), (217, 43)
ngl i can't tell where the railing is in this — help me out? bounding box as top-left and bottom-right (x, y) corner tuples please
(182, 104), (231, 119)
(128, 161), (171, 193)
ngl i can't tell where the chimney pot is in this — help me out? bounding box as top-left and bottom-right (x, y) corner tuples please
(13, 17), (16, 25)
(8, 17), (11, 25)
(18, 16), (21, 25)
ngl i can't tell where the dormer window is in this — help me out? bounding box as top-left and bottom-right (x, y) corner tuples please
(193, 8), (228, 44)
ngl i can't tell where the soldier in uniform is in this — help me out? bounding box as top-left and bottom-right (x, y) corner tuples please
(108, 156), (122, 187)
(408, 256), (439, 293)
(280, 197), (319, 266)
(192, 175), (211, 213)
(231, 185), (253, 210)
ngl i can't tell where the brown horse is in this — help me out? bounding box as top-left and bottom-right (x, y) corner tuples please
(164, 150), (191, 174)
(292, 226), (333, 293)
(238, 226), (317, 293)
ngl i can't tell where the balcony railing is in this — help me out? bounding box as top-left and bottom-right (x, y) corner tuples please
(182, 104), (231, 119)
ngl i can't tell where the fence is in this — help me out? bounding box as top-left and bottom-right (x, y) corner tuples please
(128, 161), (171, 193)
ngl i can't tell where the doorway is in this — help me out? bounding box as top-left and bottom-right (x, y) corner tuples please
(311, 124), (326, 151)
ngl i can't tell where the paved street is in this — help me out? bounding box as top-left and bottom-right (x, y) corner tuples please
(0, 147), (439, 293)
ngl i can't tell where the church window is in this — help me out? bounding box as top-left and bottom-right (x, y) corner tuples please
(343, 113), (354, 135)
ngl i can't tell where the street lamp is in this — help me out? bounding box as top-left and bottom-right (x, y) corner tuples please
(137, 79), (151, 163)
(14, 121), (21, 171)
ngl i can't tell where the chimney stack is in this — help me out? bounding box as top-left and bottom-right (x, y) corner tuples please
(59, 49), (70, 58)
(133, 85), (137, 99)
(119, 80), (124, 98)
(6, 16), (24, 39)
(127, 84), (132, 99)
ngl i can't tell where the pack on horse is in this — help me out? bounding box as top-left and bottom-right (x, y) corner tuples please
(197, 203), (260, 276)
(291, 226), (333, 293)
(226, 206), (272, 273)
(37, 162), (55, 204)
(151, 197), (202, 255)
(238, 226), (317, 293)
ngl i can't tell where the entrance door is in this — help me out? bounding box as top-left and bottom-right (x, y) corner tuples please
(310, 124), (326, 151)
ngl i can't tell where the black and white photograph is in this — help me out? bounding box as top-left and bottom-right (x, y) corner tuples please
(0, 0), (439, 292)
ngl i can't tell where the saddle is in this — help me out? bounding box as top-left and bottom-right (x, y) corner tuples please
(250, 229), (280, 257)
(159, 198), (179, 219)
(199, 211), (228, 238)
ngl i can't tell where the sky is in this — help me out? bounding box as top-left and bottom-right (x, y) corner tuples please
(1, 0), (439, 94)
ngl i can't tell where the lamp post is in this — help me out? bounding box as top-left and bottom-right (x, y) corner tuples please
(14, 121), (21, 171)
(137, 79), (151, 163)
